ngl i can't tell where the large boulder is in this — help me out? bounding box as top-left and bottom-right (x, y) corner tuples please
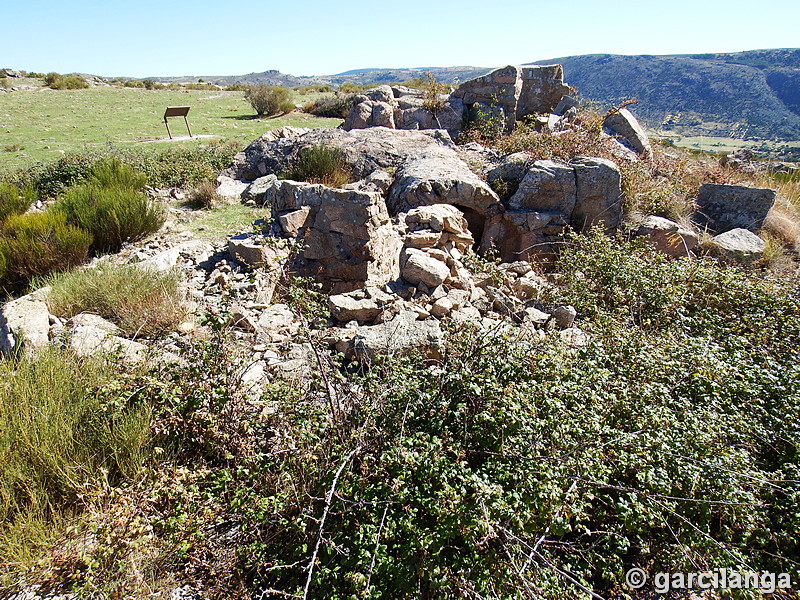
(343, 100), (396, 130)
(266, 179), (403, 293)
(352, 310), (444, 362)
(223, 127), (455, 183)
(452, 64), (570, 131)
(517, 65), (572, 117)
(570, 157), (623, 233)
(694, 183), (776, 234)
(603, 108), (652, 159)
(508, 159), (576, 214)
(387, 146), (502, 228)
(451, 65), (522, 131)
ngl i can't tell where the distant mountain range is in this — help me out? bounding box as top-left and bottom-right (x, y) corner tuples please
(154, 49), (800, 141)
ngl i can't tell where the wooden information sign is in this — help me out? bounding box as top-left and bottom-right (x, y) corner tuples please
(163, 106), (192, 139)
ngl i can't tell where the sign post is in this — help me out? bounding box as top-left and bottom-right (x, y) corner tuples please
(163, 106), (192, 139)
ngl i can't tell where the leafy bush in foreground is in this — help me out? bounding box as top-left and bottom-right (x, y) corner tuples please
(0, 211), (91, 290)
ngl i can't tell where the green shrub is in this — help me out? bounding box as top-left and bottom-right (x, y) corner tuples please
(0, 211), (91, 289)
(306, 92), (356, 118)
(244, 85), (294, 117)
(0, 181), (36, 221)
(12, 143), (240, 198)
(282, 144), (352, 188)
(55, 182), (164, 253)
(45, 72), (89, 90)
(124, 79), (145, 88)
(88, 157), (148, 190)
(45, 264), (186, 337)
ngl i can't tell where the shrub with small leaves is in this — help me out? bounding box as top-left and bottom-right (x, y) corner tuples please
(282, 144), (353, 188)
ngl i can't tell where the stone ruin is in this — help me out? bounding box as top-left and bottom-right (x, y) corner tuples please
(342, 64), (572, 139)
(218, 123), (624, 298)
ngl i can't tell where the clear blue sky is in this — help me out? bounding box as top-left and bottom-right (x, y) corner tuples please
(3, 0), (799, 78)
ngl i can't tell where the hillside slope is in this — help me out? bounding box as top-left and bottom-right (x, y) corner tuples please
(532, 49), (800, 140)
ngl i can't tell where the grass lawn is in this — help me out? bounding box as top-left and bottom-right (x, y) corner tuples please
(0, 85), (341, 173)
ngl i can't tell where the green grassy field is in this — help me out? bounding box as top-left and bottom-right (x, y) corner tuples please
(0, 85), (341, 173)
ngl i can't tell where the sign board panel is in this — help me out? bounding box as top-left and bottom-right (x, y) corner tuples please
(163, 106), (192, 139)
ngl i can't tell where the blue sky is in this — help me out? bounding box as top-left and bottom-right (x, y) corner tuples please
(3, 0), (799, 77)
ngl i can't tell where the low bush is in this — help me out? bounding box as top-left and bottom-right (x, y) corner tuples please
(244, 85), (294, 117)
(306, 92), (356, 118)
(282, 144), (352, 188)
(0, 211), (91, 290)
(0, 181), (36, 221)
(188, 179), (220, 209)
(45, 73), (89, 90)
(45, 264), (186, 337)
(11, 142), (241, 198)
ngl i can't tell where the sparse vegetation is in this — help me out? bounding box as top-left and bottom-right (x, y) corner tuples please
(282, 144), (353, 188)
(45, 264), (186, 337)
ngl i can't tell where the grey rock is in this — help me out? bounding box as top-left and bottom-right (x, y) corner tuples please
(694, 183), (776, 233)
(223, 126), (454, 183)
(603, 108), (652, 159)
(352, 309), (444, 362)
(215, 175), (249, 203)
(570, 157), (622, 232)
(69, 325), (149, 363)
(402, 249), (451, 288)
(0, 292), (52, 355)
(257, 304), (299, 343)
(709, 228), (766, 263)
(228, 233), (292, 268)
(388, 146), (501, 217)
(552, 305), (577, 329)
(329, 294), (383, 323)
(509, 159), (576, 213)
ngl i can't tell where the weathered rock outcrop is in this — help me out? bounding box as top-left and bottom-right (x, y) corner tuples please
(694, 183), (776, 233)
(387, 146), (502, 221)
(263, 179), (403, 293)
(634, 216), (699, 257)
(223, 127), (454, 183)
(450, 64), (571, 132)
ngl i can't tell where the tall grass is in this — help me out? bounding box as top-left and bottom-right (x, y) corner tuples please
(0, 212), (92, 291)
(44, 264), (187, 337)
(0, 348), (150, 579)
(282, 144), (353, 188)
